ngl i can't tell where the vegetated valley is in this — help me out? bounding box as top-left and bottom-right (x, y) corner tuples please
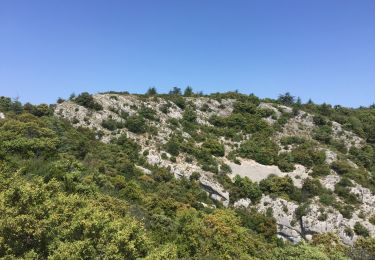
(0, 88), (375, 259)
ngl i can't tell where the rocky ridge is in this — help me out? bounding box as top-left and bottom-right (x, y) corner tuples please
(55, 93), (374, 245)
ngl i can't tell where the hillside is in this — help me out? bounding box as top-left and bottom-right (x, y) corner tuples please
(0, 90), (374, 259)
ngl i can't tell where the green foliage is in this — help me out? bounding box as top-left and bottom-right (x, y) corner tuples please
(202, 139), (225, 157)
(290, 143), (326, 168)
(239, 135), (279, 165)
(183, 86), (193, 97)
(165, 135), (182, 156)
(146, 87), (157, 96)
(259, 175), (296, 200)
(354, 222), (369, 237)
(271, 243), (331, 260)
(182, 107), (197, 123)
(101, 118), (124, 130)
(331, 160), (353, 175)
(277, 92), (295, 106)
(0, 114), (59, 157)
(125, 115), (146, 133)
(311, 164), (331, 177)
(231, 175), (262, 203)
(139, 106), (157, 120)
(313, 125), (333, 144)
(236, 208), (277, 240)
(74, 92), (103, 111)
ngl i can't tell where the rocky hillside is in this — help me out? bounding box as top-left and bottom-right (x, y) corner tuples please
(55, 91), (375, 246)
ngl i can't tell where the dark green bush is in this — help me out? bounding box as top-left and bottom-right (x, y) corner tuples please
(125, 115), (146, 133)
(259, 175), (296, 199)
(354, 222), (369, 237)
(74, 92), (103, 111)
(202, 139), (225, 157)
(231, 175), (262, 203)
(239, 135), (279, 165)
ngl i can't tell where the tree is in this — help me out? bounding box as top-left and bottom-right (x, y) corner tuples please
(125, 115), (146, 134)
(278, 92), (295, 105)
(169, 87), (181, 95)
(183, 86), (193, 97)
(146, 87), (157, 96)
(74, 92), (103, 111)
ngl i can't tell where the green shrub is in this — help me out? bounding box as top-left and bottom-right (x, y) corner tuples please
(101, 119), (124, 131)
(239, 135), (279, 165)
(291, 143), (326, 168)
(313, 125), (333, 144)
(280, 136), (306, 146)
(319, 193), (336, 206)
(231, 176), (262, 203)
(139, 106), (157, 120)
(354, 222), (369, 237)
(331, 160), (353, 175)
(259, 175), (296, 199)
(301, 178), (324, 199)
(276, 152), (295, 172)
(311, 164), (331, 177)
(202, 139), (225, 157)
(165, 136), (181, 156)
(182, 107), (197, 123)
(369, 215), (375, 225)
(125, 115), (146, 133)
(74, 92), (103, 111)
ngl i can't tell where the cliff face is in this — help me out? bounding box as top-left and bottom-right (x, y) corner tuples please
(55, 92), (375, 244)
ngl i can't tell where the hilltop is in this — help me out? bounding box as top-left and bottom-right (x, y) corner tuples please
(0, 89), (374, 259)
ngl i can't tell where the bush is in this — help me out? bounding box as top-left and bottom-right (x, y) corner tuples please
(313, 115), (329, 126)
(182, 107), (197, 123)
(259, 175), (296, 199)
(280, 136), (306, 146)
(169, 95), (185, 109)
(125, 115), (146, 133)
(74, 92), (103, 111)
(139, 106), (157, 120)
(319, 193), (336, 206)
(231, 176), (262, 203)
(354, 222), (369, 237)
(369, 215), (375, 225)
(291, 143), (326, 168)
(276, 152), (295, 172)
(202, 139), (225, 157)
(331, 160), (353, 175)
(239, 135), (279, 165)
(313, 125), (333, 144)
(311, 164), (331, 177)
(301, 178), (324, 198)
(101, 119), (124, 131)
(233, 101), (257, 114)
(165, 136), (181, 156)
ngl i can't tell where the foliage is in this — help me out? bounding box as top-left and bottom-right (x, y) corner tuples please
(354, 222), (369, 237)
(74, 92), (103, 111)
(239, 134), (279, 165)
(231, 175), (262, 203)
(202, 139), (225, 157)
(125, 115), (146, 133)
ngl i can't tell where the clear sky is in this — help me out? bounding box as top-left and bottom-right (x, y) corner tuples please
(0, 0), (374, 107)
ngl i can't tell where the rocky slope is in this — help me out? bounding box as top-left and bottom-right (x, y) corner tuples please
(55, 92), (375, 245)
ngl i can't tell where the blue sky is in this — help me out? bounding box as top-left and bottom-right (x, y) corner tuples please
(0, 0), (374, 107)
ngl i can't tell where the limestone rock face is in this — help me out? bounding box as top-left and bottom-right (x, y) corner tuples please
(0, 112), (5, 119)
(255, 192), (375, 245)
(233, 198), (252, 208)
